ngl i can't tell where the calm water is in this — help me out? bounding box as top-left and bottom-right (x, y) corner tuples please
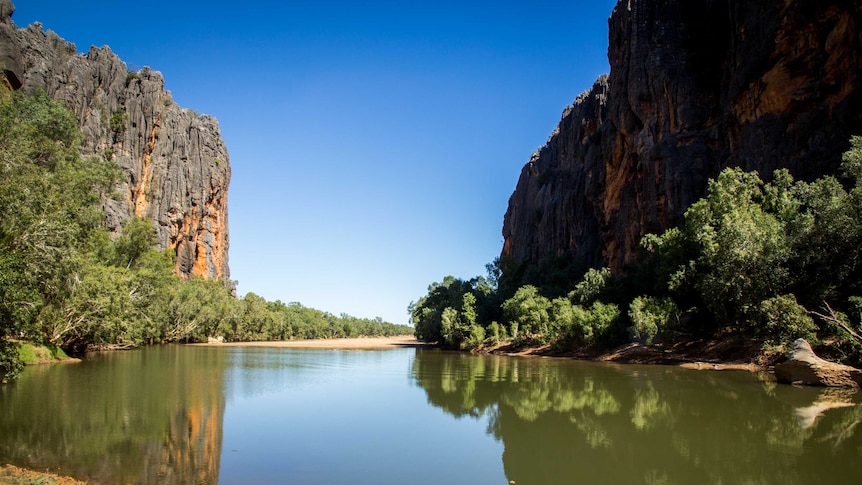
(0, 346), (860, 484)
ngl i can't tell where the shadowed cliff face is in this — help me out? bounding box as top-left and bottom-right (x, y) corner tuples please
(502, 0), (862, 275)
(0, 1), (230, 282)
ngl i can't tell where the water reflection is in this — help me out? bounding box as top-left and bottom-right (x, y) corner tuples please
(0, 346), (225, 484)
(411, 350), (862, 485)
(2, 346), (861, 484)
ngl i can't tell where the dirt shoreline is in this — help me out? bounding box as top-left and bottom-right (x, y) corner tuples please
(479, 334), (777, 372)
(188, 335), (429, 350)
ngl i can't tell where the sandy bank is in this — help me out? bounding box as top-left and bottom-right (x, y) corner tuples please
(194, 334), (770, 370)
(188, 335), (427, 350)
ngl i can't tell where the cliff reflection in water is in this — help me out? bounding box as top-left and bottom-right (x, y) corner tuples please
(0, 346), (225, 484)
(411, 350), (862, 485)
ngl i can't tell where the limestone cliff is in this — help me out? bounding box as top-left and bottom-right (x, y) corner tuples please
(0, 1), (230, 282)
(502, 0), (862, 275)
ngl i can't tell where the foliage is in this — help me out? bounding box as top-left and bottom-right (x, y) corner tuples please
(756, 294), (816, 343)
(560, 301), (621, 348)
(0, 89), (115, 379)
(0, 339), (22, 383)
(109, 109), (128, 132)
(634, 142), (862, 355)
(167, 277), (237, 342)
(409, 274), (498, 348)
(628, 296), (679, 345)
(111, 217), (157, 268)
(436, 292), (482, 349)
(502, 285), (552, 343)
(569, 267), (612, 305)
(684, 168), (789, 325)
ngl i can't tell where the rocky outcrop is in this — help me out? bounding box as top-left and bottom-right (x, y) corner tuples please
(0, 0), (230, 282)
(502, 0), (862, 274)
(775, 339), (862, 388)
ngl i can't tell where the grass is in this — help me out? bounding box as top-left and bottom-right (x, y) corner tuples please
(16, 342), (70, 365)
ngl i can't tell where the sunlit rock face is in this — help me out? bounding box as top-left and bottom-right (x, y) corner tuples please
(502, 0), (862, 274)
(0, 0), (230, 282)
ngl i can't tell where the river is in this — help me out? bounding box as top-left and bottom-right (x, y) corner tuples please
(0, 345), (860, 484)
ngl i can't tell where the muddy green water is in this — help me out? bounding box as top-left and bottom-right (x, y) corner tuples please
(0, 345), (860, 484)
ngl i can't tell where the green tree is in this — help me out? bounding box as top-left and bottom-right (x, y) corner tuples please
(562, 301), (621, 348)
(238, 292), (274, 341)
(112, 217), (157, 268)
(628, 296), (679, 345)
(685, 168), (790, 326)
(0, 89), (115, 377)
(168, 277), (237, 342)
(502, 285), (551, 342)
(757, 294), (816, 343)
(410, 276), (474, 343)
(570, 267), (612, 305)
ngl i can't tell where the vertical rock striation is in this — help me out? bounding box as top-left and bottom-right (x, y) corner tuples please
(502, 0), (862, 275)
(0, 0), (230, 282)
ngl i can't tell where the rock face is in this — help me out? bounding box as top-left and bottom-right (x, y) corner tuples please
(775, 339), (862, 388)
(0, 0), (230, 282)
(502, 0), (862, 274)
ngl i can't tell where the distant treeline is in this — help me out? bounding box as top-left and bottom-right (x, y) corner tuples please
(0, 89), (410, 382)
(411, 137), (862, 366)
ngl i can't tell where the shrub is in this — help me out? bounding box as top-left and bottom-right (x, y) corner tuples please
(569, 267), (611, 305)
(558, 301), (621, 348)
(0, 339), (22, 383)
(502, 285), (551, 342)
(757, 294), (816, 342)
(628, 296), (679, 344)
(581, 302), (621, 346)
(486, 321), (505, 344)
(463, 324), (486, 349)
(109, 110), (128, 132)
(124, 71), (139, 85)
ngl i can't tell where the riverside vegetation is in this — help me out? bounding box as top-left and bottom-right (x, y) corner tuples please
(0, 89), (410, 383)
(411, 137), (862, 367)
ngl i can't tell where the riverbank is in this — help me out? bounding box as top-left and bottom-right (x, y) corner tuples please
(0, 464), (88, 485)
(479, 333), (778, 371)
(193, 334), (786, 371)
(189, 335), (428, 350)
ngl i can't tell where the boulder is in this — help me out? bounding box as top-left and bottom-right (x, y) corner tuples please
(775, 339), (862, 388)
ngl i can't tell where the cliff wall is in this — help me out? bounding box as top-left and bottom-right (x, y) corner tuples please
(502, 0), (862, 274)
(0, 1), (230, 282)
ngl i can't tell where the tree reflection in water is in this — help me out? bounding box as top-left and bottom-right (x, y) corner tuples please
(0, 346), (225, 484)
(411, 349), (862, 485)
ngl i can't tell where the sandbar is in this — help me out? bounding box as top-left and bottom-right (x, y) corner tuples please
(189, 335), (425, 350)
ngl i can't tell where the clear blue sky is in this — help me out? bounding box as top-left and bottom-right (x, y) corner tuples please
(15, 0), (617, 325)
